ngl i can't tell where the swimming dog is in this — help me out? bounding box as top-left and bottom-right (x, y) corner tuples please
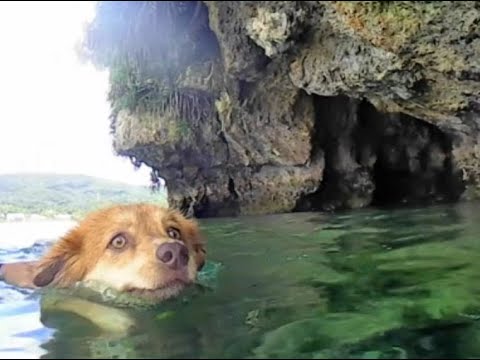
(0, 203), (207, 332)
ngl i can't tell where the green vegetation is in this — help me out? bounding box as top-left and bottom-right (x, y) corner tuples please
(204, 206), (480, 358)
(0, 173), (167, 220)
(79, 1), (217, 124)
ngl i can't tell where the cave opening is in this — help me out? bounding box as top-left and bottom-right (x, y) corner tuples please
(363, 105), (465, 208)
(296, 95), (465, 213)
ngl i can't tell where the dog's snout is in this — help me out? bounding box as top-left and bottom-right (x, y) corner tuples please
(156, 242), (189, 270)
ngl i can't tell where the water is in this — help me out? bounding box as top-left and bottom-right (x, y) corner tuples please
(2, 203), (480, 359)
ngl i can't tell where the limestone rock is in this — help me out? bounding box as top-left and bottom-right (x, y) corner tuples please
(101, 1), (480, 216)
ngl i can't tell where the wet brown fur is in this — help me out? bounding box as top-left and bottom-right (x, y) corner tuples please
(25, 203), (206, 293)
(0, 203), (206, 334)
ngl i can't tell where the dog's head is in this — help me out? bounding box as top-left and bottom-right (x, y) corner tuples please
(32, 204), (206, 301)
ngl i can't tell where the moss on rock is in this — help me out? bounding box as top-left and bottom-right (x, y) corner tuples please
(331, 1), (441, 53)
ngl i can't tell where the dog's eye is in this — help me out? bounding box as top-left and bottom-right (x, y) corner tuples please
(167, 227), (181, 240)
(109, 234), (128, 250)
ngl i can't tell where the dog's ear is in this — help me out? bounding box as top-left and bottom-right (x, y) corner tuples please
(194, 243), (207, 271)
(33, 229), (83, 288)
(33, 256), (67, 287)
(179, 217), (207, 271)
(190, 225), (206, 271)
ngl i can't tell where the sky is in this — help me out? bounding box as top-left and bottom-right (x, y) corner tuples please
(0, 1), (152, 186)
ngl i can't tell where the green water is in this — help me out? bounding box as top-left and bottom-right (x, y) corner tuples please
(3, 202), (480, 358)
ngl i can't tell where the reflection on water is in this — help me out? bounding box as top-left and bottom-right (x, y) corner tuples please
(2, 203), (480, 358)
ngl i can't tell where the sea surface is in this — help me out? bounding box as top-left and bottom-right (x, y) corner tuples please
(1, 203), (480, 359)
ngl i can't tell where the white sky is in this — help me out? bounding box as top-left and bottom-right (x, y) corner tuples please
(0, 1), (152, 186)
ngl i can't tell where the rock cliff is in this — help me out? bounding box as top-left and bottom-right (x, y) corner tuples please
(81, 1), (480, 217)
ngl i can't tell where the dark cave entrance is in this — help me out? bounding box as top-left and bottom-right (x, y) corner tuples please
(296, 95), (465, 212)
(365, 105), (465, 208)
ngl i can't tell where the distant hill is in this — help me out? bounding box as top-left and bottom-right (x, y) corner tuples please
(0, 173), (167, 219)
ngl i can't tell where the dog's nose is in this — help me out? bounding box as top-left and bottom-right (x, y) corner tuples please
(156, 242), (189, 270)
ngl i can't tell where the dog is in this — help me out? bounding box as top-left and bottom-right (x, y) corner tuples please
(0, 203), (207, 333)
